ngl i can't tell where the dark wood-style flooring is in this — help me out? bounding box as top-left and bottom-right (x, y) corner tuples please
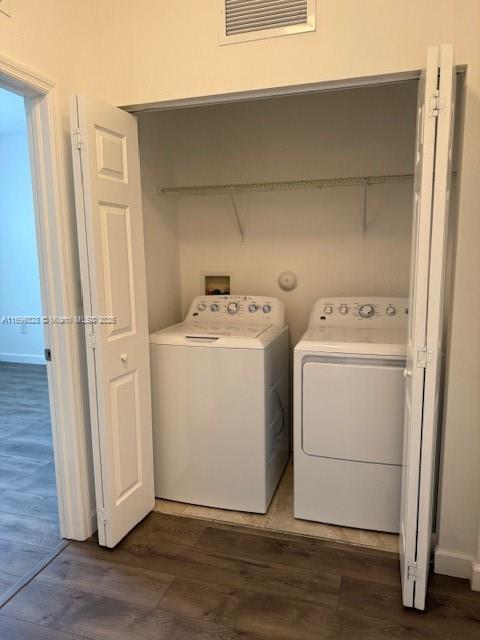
(0, 362), (62, 602)
(0, 511), (479, 639)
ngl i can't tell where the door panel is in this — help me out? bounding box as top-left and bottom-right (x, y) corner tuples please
(414, 44), (456, 610)
(70, 95), (154, 548)
(400, 45), (439, 608)
(400, 44), (456, 610)
(95, 126), (128, 181)
(101, 203), (135, 336)
(111, 370), (142, 503)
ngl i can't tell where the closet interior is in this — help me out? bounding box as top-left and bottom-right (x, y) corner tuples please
(134, 80), (422, 550)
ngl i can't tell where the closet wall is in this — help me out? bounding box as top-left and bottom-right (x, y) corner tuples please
(139, 82), (417, 342)
(138, 115), (182, 332)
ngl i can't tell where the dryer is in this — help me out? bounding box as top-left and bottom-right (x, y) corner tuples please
(294, 297), (408, 532)
(150, 295), (289, 513)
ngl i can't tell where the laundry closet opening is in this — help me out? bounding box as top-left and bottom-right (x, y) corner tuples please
(133, 80), (425, 550)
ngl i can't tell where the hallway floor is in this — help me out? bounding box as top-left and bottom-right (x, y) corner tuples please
(0, 511), (479, 639)
(0, 362), (62, 603)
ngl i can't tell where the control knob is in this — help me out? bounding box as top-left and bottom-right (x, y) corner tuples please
(248, 303), (258, 313)
(227, 302), (239, 315)
(386, 305), (396, 316)
(197, 303), (206, 312)
(262, 304), (272, 314)
(358, 304), (375, 318)
(339, 305), (349, 315)
(323, 305), (333, 315)
(210, 303), (220, 312)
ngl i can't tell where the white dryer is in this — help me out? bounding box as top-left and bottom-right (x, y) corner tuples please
(150, 295), (289, 513)
(294, 297), (408, 533)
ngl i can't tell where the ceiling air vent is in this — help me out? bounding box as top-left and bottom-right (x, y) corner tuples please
(219, 0), (316, 45)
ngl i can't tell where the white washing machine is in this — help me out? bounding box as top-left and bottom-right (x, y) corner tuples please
(294, 297), (408, 533)
(150, 295), (290, 513)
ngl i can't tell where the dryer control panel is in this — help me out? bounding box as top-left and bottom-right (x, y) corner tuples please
(309, 297), (409, 329)
(186, 295), (286, 327)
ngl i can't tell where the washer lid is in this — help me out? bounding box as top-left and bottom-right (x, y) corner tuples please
(296, 326), (407, 357)
(150, 321), (271, 340)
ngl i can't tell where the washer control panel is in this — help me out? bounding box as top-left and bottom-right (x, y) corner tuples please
(187, 295), (285, 326)
(311, 297), (409, 329)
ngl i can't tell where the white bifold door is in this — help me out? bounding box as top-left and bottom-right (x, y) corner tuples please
(400, 44), (456, 610)
(70, 95), (155, 547)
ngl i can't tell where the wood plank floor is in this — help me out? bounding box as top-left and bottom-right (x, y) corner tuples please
(1, 511), (479, 639)
(0, 362), (62, 602)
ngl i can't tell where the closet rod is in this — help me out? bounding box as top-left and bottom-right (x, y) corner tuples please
(156, 173), (416, 197)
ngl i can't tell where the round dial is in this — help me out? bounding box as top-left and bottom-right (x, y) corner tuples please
(262, 304), (272, 314)
(386, 305), (396, 316)
(339, 305), (348, 315)
(210, 303), (219, 312)
(248, 303), (258, 313)
(323, 305), (333, 315)
(358, 304), (375, 318)
(227, 302), (239, 315)
(197, 303), (206, 312)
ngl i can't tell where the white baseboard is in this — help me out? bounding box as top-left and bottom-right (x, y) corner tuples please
(434, 546), (480, 591)
(472, 562), (480, 591)
(0, 353), (45, 365)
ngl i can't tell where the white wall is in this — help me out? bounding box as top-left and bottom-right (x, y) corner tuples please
(144, 83), (416, 343)
(0, 129), (44, 363)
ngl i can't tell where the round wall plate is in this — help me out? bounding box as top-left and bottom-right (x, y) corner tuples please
(278, 271), (297, 291)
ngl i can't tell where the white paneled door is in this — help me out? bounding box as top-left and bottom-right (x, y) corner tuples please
(400, 44), (456, 610)
(70, 95), (154, 547)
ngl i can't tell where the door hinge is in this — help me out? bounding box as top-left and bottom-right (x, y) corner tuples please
(428, 90), (442, 117)
(416, 345), (431, 368)
(88, 329), (97, 350)
(407, 561), (421, 581)
(72, 128), (84, 150)
(97, 507), (109, 526)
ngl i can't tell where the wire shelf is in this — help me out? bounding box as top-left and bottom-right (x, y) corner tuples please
(156, 173), (415, 197)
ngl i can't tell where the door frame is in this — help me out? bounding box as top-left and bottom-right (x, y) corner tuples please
(122, 70), (422, 113)
(120, 64), (461, 584)
(0, 52), (94, 541)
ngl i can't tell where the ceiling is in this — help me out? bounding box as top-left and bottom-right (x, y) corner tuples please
(0, 87), (27, 136)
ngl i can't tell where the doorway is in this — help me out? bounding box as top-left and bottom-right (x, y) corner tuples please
(0, 86), (65, 603)
(0, 51), (98, 605)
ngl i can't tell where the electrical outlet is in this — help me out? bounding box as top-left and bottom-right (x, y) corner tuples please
(0, 0), (12, 17)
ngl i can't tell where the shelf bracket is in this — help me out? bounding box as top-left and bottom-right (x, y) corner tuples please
(362, 181), (369, 239)
(230, 194), (245, 241)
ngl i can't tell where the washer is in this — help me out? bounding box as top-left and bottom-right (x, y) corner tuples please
(150, 295), (290, 513)
(294, 297), (408, 532)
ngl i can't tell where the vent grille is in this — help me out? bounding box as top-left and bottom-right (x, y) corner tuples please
(225, 0), (309, 36)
